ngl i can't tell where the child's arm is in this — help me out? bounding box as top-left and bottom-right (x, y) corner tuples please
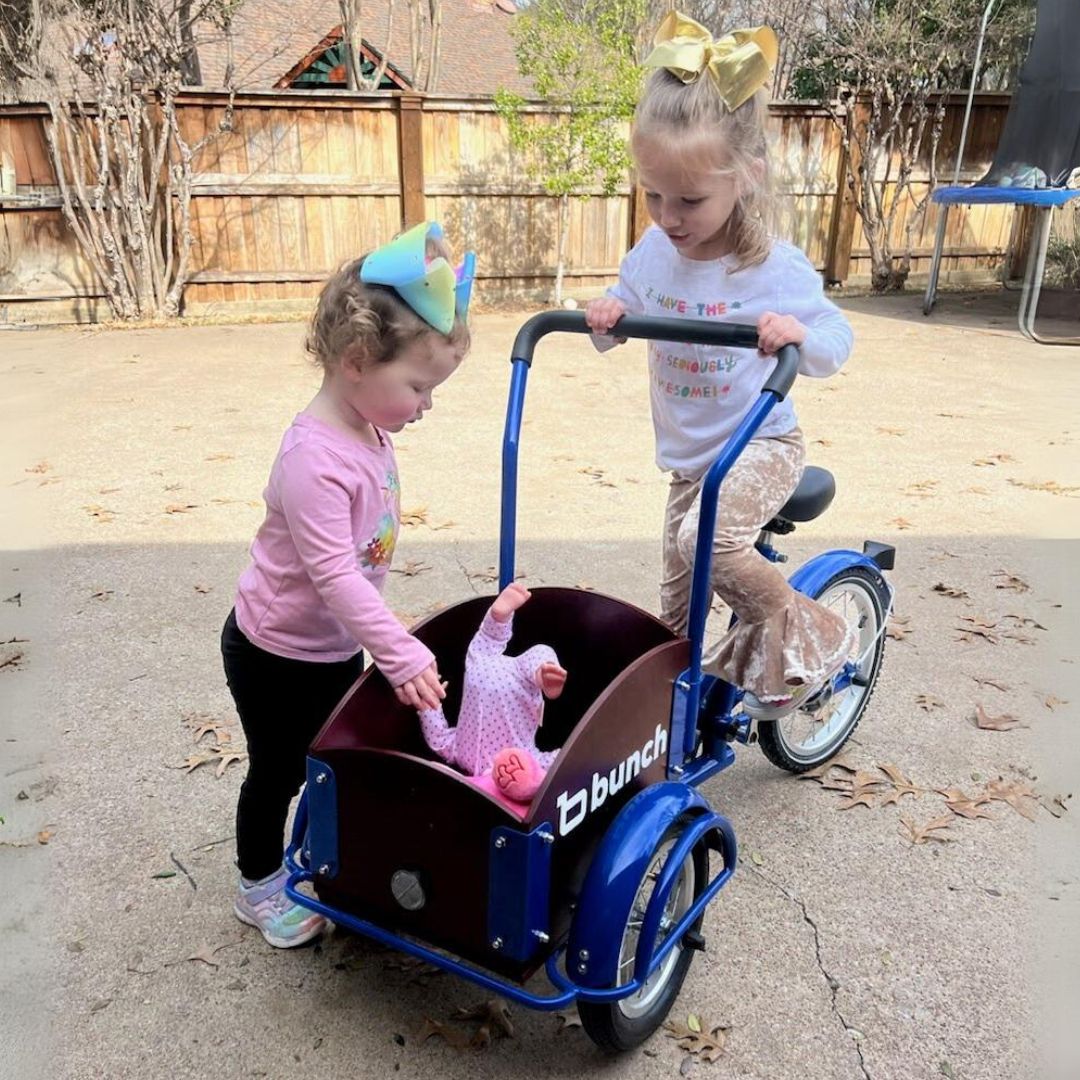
(277, 448), (443, 706)
(759, 245), (853, 377)
(466, 582), (529, 662)
(417, 703), (456, 757)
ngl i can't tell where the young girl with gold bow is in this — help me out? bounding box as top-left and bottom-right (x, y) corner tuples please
(586, 12), (856, 720)
(221, 223), (473, 947)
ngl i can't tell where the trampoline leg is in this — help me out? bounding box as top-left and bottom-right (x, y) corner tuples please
(1018, 208), (1080, 347)
(923, 206), (949, 316)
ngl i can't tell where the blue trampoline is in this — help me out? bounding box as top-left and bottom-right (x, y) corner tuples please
(922, 0), (1080, 345)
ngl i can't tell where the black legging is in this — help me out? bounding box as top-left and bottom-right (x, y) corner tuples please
(220, 609), (363, 880)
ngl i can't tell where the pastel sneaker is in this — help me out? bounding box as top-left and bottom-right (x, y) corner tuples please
(234, 866), (326, 948)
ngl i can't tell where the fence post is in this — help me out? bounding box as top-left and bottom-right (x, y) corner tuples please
(824, 101), (866, 285)
(627, 177), (648, 250)
(397, 93), (425, 229)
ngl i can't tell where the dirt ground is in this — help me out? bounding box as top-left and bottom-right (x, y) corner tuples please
(2, 289), (1078, 1080)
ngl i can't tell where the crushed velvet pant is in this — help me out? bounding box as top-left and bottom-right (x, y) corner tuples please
(660, 428), (854, 702)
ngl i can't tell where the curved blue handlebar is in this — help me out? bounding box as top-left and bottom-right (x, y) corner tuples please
(500, 311), (799, 693)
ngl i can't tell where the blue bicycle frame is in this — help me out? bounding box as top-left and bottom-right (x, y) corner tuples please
(500, 311), (801, 772)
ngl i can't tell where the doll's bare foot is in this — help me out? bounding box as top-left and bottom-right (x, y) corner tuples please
(536, 661), (567, 699)
(492, 747), (545, 802)
(490, 582), (531, 623)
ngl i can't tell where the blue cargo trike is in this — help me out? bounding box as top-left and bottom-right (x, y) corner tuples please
(283, 312), (895, 1053)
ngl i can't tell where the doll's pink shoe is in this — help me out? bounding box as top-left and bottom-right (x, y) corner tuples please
(492, 747), (545, 802)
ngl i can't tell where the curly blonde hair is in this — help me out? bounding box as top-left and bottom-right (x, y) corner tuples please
(633, 67), (773, 270)
(306, 239), (470, 372)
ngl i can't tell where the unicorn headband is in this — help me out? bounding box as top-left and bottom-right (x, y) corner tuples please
(642, 11), (778, 111)
(360, 221), (476, 335)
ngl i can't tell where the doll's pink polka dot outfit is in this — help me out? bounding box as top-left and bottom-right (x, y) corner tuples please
(419, 611), (558, 785)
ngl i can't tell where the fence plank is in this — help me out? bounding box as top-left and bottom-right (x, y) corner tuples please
(0, 91), (1022, 321)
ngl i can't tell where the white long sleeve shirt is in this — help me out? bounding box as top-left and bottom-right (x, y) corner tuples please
(594, 227), (853, 478)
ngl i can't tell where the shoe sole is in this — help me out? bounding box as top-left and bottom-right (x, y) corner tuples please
(233, 902), (326, 949)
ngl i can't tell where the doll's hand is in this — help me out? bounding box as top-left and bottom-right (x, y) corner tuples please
(394, 664), (446, 711)
(757, 311), (807, 356)
(585, 298), (628, 342)
(536, 661), (568, 700)
(491, 582), (531, 623)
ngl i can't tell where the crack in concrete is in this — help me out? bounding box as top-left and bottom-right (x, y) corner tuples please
(745, 863), (872, 1080)
(452, 549), (480, 596)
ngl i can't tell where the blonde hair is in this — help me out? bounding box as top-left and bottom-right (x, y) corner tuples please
(633, 67), (773, 270)
(306, 237), (470, 372)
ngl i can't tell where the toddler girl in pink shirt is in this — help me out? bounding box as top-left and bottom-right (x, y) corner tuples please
(221, 223), (473, 948)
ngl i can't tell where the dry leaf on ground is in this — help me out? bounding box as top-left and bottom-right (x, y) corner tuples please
(1042, 694), (1069, 711)
(390, 559), (432, 577)
(915, 694), (943, 712)
(937, 788), (995, 820)
(983, 778), (1039, 821)
(798, 752), (858, 781)
(400, 507), (429, 526)
(904, 479), (937, 497)
(992, 571), (1030, 593)
(836, 790), (877, 810)
(900, 815), (954, 845)
(665, 1018), (730, 1063)
(82, 505), (116, 523)
(886, 615), (914, 642)
(878, 763), (922, 805)
(417, 1018), (471, 1051)
(555, 1011), (582, 1032)
(932, 583), (969, 600)
(174, 748), (247, 778)
(973, 705), (1025, 731)
(164, 503), (198, 514)
(452, 999), (514, 1048)
(972, 676), (1010, 692)
(889, 517), (914, 530)
(877, 427), (905, 436)
(579, 466), (616, 488)
(1038, 792), (1071, 819)
(1007, 479), (1079, 497)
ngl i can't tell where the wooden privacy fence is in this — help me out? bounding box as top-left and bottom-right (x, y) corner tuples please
(0, 89), (1021, 324)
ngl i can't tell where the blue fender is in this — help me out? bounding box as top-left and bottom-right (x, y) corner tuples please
(787, 549), (888, 600)
(567, 783), (734, 989)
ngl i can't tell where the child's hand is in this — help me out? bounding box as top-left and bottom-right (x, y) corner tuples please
(536, 661), (568, 700)
(757, 312), (807, 356)
(491, 582), (531, 623)
(395, 663), (446, 711)
(585, 298), (628, 342)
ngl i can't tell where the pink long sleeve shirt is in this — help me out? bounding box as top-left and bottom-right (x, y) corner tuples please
(234, 413), (434, 686)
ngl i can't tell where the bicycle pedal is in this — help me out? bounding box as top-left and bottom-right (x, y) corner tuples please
(682, 930), (706, 952)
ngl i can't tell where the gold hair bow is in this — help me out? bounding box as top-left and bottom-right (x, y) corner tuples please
(643, 11), (778, 111)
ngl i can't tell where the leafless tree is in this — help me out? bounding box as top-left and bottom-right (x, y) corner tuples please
(799, 0), (1017, 291)
(407, 0), (442, 92)
(338, 0), (396, 91)
(0, 0), (238, 319)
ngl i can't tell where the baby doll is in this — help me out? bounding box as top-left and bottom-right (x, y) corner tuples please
(418, 583), (567, 805)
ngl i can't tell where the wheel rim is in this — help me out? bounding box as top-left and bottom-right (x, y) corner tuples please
(614, 839), (696, 1019)
(773, 578), (882, 764)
